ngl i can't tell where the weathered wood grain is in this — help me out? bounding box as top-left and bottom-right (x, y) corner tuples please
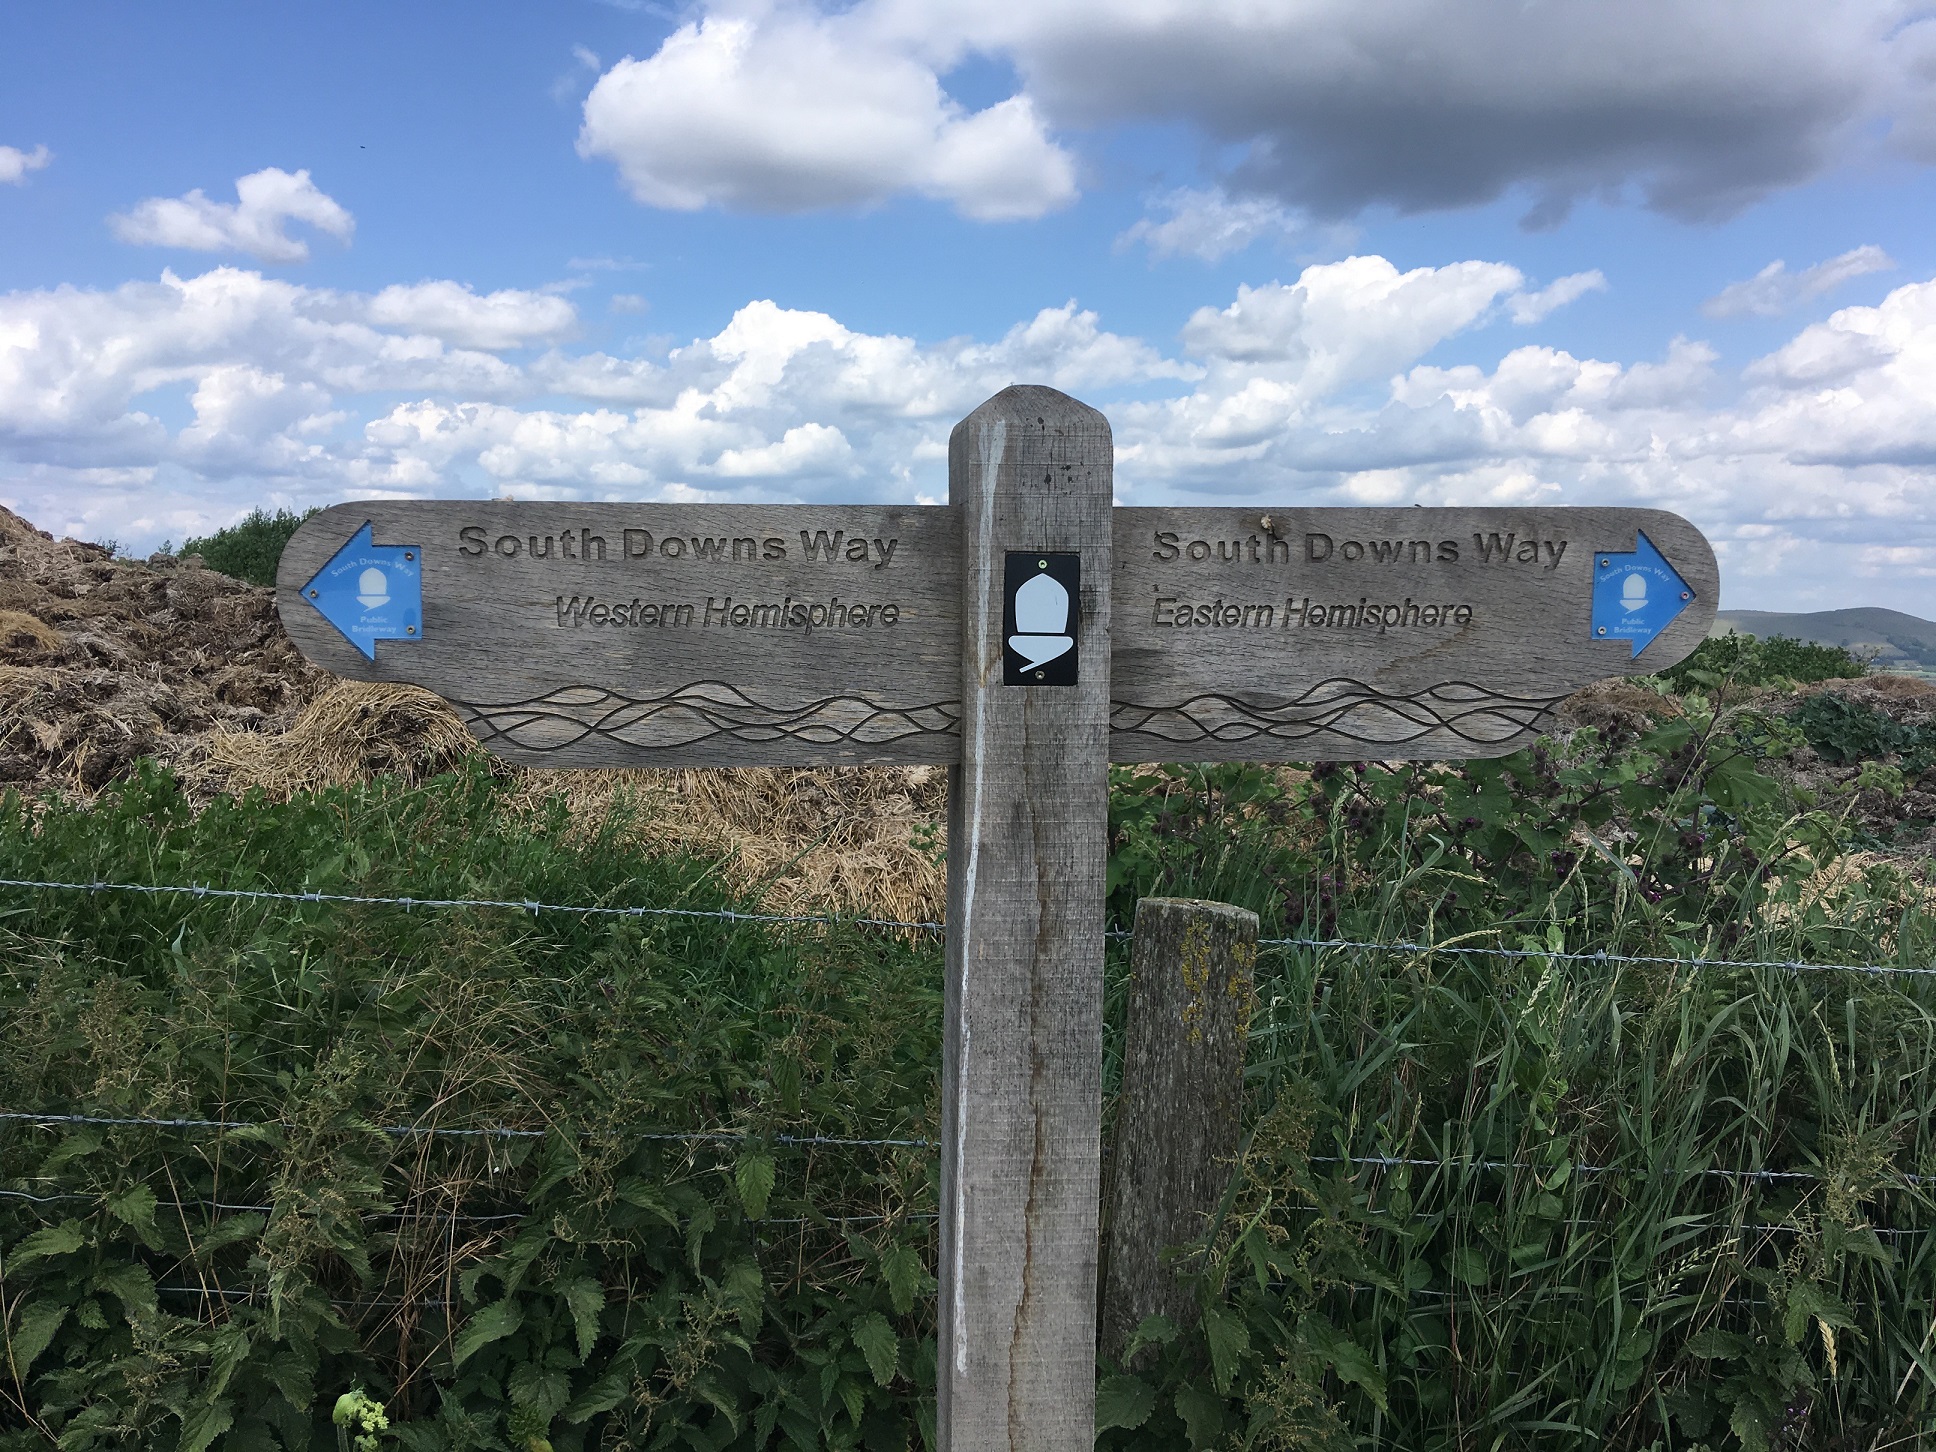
(276, 503), (962, 767)
(940, 386), (1111, 1452)
(1111, 506), (1718, 762)
(1098, 898), (1258, 1366)
(277, 497), (1718, 768)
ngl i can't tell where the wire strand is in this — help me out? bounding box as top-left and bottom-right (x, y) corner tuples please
(0, 1110), (934, 1148)
(3, 875), (1931, 975)
(1258, 935), (1936, 977)
(5, 1114), (1929, 1190)
(0, 876), (942, 933)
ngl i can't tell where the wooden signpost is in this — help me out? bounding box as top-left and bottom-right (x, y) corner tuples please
(278, 385), (1717, 1451)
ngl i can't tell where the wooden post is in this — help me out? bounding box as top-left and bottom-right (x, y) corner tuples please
(1099, 897), (1258, 1365)
(940, 385), (1112, 1451)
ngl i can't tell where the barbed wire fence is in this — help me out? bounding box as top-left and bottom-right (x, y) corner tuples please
(6, 873), (1935, 976)
(5, 870), (1935, 1321)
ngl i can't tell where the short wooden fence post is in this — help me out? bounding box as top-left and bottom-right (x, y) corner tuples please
(1099, 897), (1258, 1364)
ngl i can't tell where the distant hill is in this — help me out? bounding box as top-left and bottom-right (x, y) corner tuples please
(1712, 607), (1936, 670)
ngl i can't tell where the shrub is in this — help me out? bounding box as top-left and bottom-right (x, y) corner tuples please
(179, 507), (320, 587)
(1657, 631), (1868, 693)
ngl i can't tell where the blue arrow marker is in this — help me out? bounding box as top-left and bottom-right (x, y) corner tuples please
(299, 522), (423, 660)
(1592, 530), (1693, 658)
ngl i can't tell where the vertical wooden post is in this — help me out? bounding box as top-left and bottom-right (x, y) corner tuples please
(1099, 897), (1258, 1365)
(940, 385), (1112, 1451)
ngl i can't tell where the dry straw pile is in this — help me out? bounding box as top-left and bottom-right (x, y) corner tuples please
(0, 504), (950, 918)
(196, 680), (949, 920)
(185, 679), (944, 920)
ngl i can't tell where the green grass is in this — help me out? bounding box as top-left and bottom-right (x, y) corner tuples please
(3, 691), (1934, 1450)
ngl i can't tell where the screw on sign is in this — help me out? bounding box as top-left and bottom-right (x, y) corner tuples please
(277, 385), (1717, 1450)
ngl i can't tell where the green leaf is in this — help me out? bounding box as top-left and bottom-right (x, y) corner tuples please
(735, 1151), (777, 1220)
(206, 1325), (251, 1400)
(563, 1370), (629, 1424)
(1200, 1305), (1249, 1395)
(178, 1397), (235, 1452)
(852, 1312), (899, 1388)
(7, 1300), (67, 1381)
(688, 1370), (743, 1434)
(1447, 1247), (1490, 1287)
(1174, 1386), (1225, 1450)
(39, 1131), (101, 1173)
(509, 1363), (572, 1420)
(1303, 1313), (1387, 1412)
(94, 1261), (157, 1318)
(9, 1221), (85, 1266)
(1684, 1329), (1750, 1360)
(1731, 1396), (1773, 1452)
(615, 1178), (679, 1226)
(560, 1276), (605, 1361)
(685, 1200), (718, 1273)
(839, 1375), (867, 1429)
(879, 1243), (927, 1316)
(721, 1257), (766, 1334)
(1122, 1314), (1180, 1365)
(269, 1346), (316, 1411)
(1094, 1373), (1156, 1433)
(105, 1183), (158, 1233)
(452, 1298), (524, 1368)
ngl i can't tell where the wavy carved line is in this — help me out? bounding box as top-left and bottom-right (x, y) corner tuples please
(451, 682), (961, 751)
(1110, 681), (1567, 747)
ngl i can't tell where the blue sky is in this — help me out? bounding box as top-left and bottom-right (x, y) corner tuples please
(4, 0), (1936, 611)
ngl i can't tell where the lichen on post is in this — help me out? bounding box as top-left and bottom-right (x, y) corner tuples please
(1099, 896), (1258, 1365)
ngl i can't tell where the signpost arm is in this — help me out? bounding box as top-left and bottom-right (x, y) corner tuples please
(940, 385), (1112, 1451)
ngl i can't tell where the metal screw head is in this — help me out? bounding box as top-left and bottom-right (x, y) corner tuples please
(1600, 558), (1611, 567)
(1681, 591), (1690, 600)
(1035, 670), (1045, 681)
(1038, 559), (1048, 569)
(1597, 626), (1607, 635)
(406, 625), (417, 635)
(308, 589), (318, 598)
(404, 551), (414, 561)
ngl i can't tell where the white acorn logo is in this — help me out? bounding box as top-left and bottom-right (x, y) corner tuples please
(1009, 571), (1073, 671)
(357, 567), (390, 610)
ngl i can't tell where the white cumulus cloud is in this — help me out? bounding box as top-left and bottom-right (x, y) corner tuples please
(1117, 188), (1305, 262)
(1509, 271), (1610, 324)
(0, 144), (52, 185)
(110, 168), (354, 263)
(365, 282), (577, 351)
(7, 255), (1936, 612)
(578, 12), (1075, 220)
(1179, 258), (1522, 388)
(1702, 244), (1895, 318)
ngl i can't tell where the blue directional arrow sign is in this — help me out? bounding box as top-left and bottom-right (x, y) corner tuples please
(1592, 530), (1694, 658)
(300, 521), (423, 660)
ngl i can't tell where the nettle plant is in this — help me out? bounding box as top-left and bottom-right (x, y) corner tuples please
(1109, 699), (1881, 959)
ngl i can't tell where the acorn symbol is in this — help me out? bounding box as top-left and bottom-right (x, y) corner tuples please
(1009, 571), (1073, 670)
